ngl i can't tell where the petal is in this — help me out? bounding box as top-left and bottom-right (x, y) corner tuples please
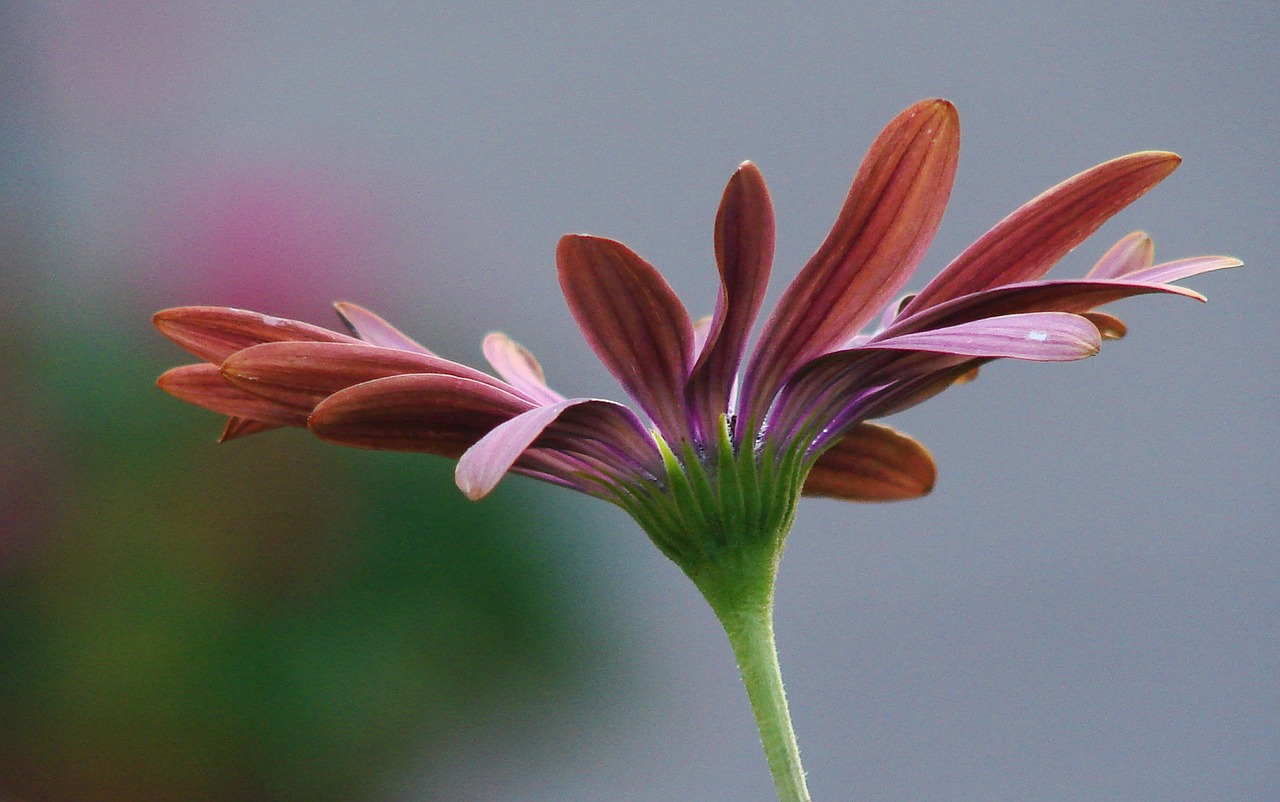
(557, 234), (695, 443)
(308, 373), (534, 457)
(221, 341), (523, 414)
(456, 398), (656, 500)
(1122, 255), (1242, 285)
(483, 332), (565, 405)
(157, 363), (305, 426)
(869, 312), (1102, 362)
(220, 417), (281, 441)
(333, 302), (435, 354)
(884, 268), (1227, 339)
(741, 99), (960, 431)
(1082, 311), (1127, 340)
(902, 151), (1181, 313)
(1086, 231), (1154, 279)
(153, 306), (360, 364)
(686, 161), (775, 442)
(803, 422), (936, 502)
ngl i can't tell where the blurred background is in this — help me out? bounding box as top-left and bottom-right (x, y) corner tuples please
(1, 3), (1276, 800)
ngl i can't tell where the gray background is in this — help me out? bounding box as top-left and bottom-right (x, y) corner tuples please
(12, 3), (1277, 800)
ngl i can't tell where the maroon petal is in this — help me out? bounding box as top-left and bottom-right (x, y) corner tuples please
(457, 398), (657, 500)
(1086, 232), (1154, 279)
(333, 302), (435, 354)
(685, 161), (775, 442)
(741, 99), (960, 431)
(153, 306), (360, 364)
(221, 340), (529, 415)
(483, 332), (565, 405)
(157, 363), (305, 426)
(308, 373), (534, 457)
(803, 422), (936, 502)
(220, 417), (281, 441)
(557, 234), (695, 444)
(903, 151), (1182, 314)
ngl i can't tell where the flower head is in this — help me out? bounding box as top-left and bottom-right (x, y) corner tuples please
(156, 99), (1237, 577)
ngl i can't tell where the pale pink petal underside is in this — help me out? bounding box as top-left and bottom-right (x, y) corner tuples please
(333, 302), (435, 354)
(1086, 231), (1155, 279)
(483, 332), (565, 405)
(871, 312), (1101, 361)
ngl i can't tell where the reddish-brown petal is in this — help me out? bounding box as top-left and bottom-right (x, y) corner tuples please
(686, 161), (775, 442)
(157, 363), (305, 426)
(557, 234), (695, 444)
(221, 340), (527, 414)
(741, 99), (960, 431)
(1082, 311), (1128, 340)
(903, 152), (1181, 314)
(219, 417), (282, 441)
(803, 422), (936, 501)
(333, 301), (435, 354)
(153, 306), (361, 364)
(308, 373), (534, 457)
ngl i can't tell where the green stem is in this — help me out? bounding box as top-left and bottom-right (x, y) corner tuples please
(711, 592), (811, 802)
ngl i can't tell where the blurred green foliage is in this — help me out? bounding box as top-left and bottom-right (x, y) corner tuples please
(0, 283), (613, 801)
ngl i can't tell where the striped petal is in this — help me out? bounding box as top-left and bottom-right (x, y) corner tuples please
(157, 363), (305, 426)
(483, 332), (565, 405)
(153, 306), (360, 364)
(741, 99), (960, 430)
(1086, 231), (1155, 279)
(685, 161), (775, 443)
(557, 234), (695, 444)
(803, 422), (936, 502)
(220, 417), (281, 441)
(334, 302), (435, 354)
(221, 341), (525, 415)
(457, 398), (657, 500)
(869, 312), (1102, 362)
(308, 374), (534, 457)
(903, 151), (1181, 313)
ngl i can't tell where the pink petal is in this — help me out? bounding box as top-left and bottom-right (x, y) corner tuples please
(803, 422), (936, 502)
(1122, 255), (1241, 285)
(1086, 231), (1154, 279)
(870, 312), (1102, 362)
(741, 99), (960, 431)
(333, 302), (435, 354)
(157, 363), (304, 426)
(903, 151), (1182, 314)
(483, 332), (565, 405)
(557, 234), (695, 444)
(308, 373), (535, 457)
(153, 306), (360, 364)
(686, 161), (775, 442)
(456, 398), (654, 500)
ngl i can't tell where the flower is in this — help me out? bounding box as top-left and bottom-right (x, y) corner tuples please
(156, 99), (1235, 554)
(156, 98), (1237, 800)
